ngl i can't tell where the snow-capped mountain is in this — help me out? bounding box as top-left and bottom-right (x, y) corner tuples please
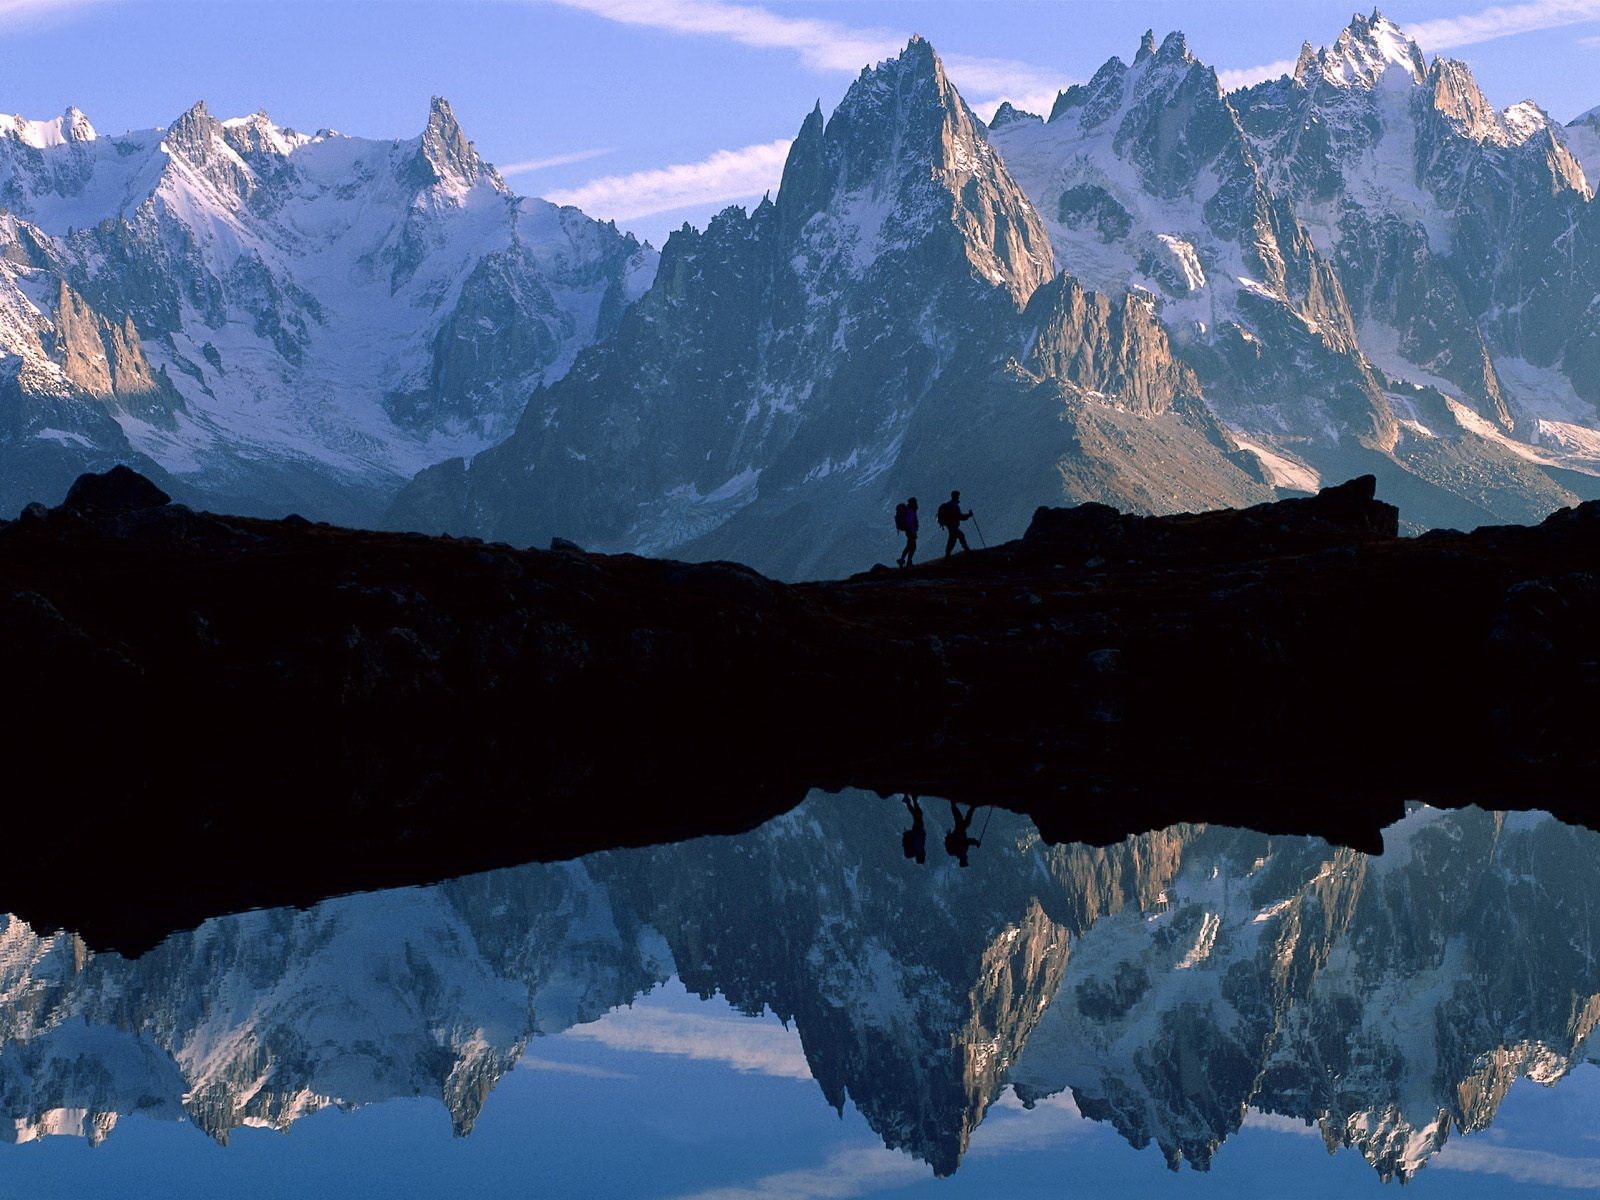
(1566, 105), (1600, 181)
(3, 796), (1597, 1185)
(6, 11), (1599, 569)
(1230, 12), (1600, 524)
(393, 16), (1600, 572)
(390, 38), (1271, 577)
(0, 97), (654, 522)
(1010, 806), (1600, 1181)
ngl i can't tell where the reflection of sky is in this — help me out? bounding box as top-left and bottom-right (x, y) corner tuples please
(5, 980), (1599, 1199)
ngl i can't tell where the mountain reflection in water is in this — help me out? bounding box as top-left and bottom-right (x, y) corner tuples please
(3, 795), (1599, 1196)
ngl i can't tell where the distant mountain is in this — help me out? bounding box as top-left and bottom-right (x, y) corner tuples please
(5, 11), (1599, 570)
(394, 14), (1600, 573)
(0, 97), (654, 522)
(3, 797), (1599, 1186)
(389, 38), (1271, 577)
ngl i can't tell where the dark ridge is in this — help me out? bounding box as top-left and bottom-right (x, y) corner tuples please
(3, 468), (1597, 953)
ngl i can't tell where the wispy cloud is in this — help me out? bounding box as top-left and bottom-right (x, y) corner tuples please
(1432, 1140), (1600, 1189)
(543, 0), (1067, 116)
(1407, 0), (1600, 50)
(499, 147), (614, 177)
(544, 137), (792, 221)
(1216, 58), (1300, 91)
(516, 1055), (635, 1079)
(1241, 1109), (1322, 1137)
(544, 0), (895, 72)
(0, 0), (110, 31)
(668, 1091), (1087, 1200)
(668, 1143), (926, 1200)
(1220, 0), (1600, 92)
(560, 1002), (814, 1079)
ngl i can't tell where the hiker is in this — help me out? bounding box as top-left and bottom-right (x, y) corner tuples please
(901, 794), (926, 864)
(936, 490), (972, 557)
(895, 497), (919, 567)
(944, 800), (982, 867)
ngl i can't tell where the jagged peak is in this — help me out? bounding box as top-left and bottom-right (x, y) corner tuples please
(3, 106), (96, 149)
(1297, 10), (1426, 88)
(220, 109), (306, 158)
(61, 105), (95, 143)
(1154, 30), (1193, 64)
(1501, 99), (1554, 145)
(408, 95), (499, 193)
(161, 100), (227, 161)
(1569, 104), (1600, 129)
(989, 101), (1042, 130)
(1135, 30), (1157, 64)
(852, 33), (946, 93)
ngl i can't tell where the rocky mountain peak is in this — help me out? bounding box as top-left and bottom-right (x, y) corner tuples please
(3, 106), (97, 149)
(776, 36), (1054, 302)
(219, 109), (304, 160)
(1154, 30), (1194, 65)
(989, 101), (1042, 130)
(1135, 29), (1157, 64)
(162, 99), (225, 161)
(60, 106), (95, 144)
(1296, 10), (1425, 88)
(1425, 57), (1505, 141)
(409, 95), (498, 193)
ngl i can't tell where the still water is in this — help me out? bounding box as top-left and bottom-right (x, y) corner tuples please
(2, 795), (1598, 1197)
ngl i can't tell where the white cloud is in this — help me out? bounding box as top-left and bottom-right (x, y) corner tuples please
(1216, 58), (1300, 91)
(0, 0), (109, 31)
(1241, 1109), (1322, 1137)
(965, 1091), (1090, 1156)
(668, 1142), (926, 1200)
(515, 1055), (635, 1079)
(560, 1002), (814, 1079)
(1219, 1), (1600, 93)
(542, 0), (1066, 116)
(1431, 1139), (1600, 1189)
(543, 137), (792, 221)
(543, 0), (896, 72)
(1407, 0), (1600, 50)
(498, 147), (614, 177)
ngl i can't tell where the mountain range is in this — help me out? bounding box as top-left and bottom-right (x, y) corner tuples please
(2, 796), (1597, 1185)
(3, 12), (1600, 573)
(0, 95), (652, 524)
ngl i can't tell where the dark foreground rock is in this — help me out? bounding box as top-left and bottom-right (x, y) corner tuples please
(2, 470), (1598, 952)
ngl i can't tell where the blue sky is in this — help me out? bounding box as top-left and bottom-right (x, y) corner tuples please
(5, 978), (1599, 1198)
(5, 0), (1600, 245)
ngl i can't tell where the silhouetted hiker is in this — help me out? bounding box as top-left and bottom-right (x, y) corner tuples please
(895, 497), (920, 567)
(901, 794), (926, 864)
(937, 490), (973, 557)
(945, 801), (981, 867)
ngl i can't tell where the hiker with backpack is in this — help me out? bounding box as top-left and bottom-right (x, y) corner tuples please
(936, 490), (973, 557)
(944, 801), (982, 867)
(894, 496), (919, 567)
(901, 794), (927, 864)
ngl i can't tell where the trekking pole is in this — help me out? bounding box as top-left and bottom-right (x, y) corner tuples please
(977, 804), (994, 844)
(971, 513), (987, 549)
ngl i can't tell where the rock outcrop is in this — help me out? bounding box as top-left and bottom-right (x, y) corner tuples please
(2, 467), (1598, 949)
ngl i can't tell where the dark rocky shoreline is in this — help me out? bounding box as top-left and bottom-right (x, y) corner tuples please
(3, 467), (1597, 952)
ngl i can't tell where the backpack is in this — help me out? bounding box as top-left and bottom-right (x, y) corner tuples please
(894, 502), (908, 532)
(937, 501), (957, 529)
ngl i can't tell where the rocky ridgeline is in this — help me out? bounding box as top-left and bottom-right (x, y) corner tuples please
(5, 799), (1599, 1189)
(1, 466), (1597, 947)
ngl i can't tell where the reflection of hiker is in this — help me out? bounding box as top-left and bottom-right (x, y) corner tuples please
(944, 801), (982, 867)
(894, 497), (920, 568)
(936, 490), (972, 557)
(901, 794), (926, 864)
